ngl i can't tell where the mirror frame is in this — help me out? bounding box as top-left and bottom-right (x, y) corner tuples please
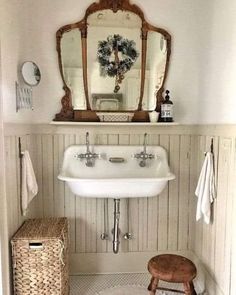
(54, 0), (171, 122)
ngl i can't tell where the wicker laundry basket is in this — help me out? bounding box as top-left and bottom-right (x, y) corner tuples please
(11, 218), (69, 295)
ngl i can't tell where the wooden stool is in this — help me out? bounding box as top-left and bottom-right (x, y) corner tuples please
(147, 254), (197, 295)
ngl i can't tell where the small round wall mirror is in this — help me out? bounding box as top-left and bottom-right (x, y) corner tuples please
(21, 61), (41, 86)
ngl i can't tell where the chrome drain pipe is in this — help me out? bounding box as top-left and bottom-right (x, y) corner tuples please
(112, 199), (120, 254)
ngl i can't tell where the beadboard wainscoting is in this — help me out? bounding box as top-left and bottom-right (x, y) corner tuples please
(3, 124), (236, 295)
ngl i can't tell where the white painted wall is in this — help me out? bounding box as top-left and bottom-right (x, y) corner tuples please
(2, 0), (236, 123)
(1, 0), (34, 123)
(199, 0), (236, 124)
(0, 41), (11, 295)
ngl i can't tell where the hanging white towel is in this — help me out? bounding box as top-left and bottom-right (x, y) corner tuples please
(195, 151), (216, 224)
(21, 150), (38, 216)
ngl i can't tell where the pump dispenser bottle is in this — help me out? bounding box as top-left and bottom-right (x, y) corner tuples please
(161, 90), (173, 122)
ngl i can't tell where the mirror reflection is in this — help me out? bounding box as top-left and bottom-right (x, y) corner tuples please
(87, 10), (142, 111)
(145, 31), (167, 110)
(61, 29), (86, 110)
(21, 61), (41, 86)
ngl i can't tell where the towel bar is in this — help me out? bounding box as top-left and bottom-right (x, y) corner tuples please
(18, 137), (24, 158)
(205, 138), (214, 156)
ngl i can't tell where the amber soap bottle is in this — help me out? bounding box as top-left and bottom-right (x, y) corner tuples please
(161, 90), (173, 122)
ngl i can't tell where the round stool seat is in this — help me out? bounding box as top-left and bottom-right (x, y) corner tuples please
(148, 254), (197, 283)
(147, 254), (197, 295)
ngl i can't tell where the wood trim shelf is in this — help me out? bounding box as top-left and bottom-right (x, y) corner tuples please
(50, 121), (179, 126)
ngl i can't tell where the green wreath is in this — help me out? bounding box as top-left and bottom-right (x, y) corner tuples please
(97, 34), (139, 92)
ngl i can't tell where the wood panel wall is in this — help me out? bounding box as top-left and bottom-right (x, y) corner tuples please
(192, 134), (236, 295)
(4, 134), (39, 240)
(6, 132), (194, 253)
(4, 124), (236, 295)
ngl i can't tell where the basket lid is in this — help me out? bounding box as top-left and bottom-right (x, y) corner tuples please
(12, 218), (68, 240)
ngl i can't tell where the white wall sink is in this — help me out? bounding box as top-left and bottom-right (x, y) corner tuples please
(58, 145), (175, 198)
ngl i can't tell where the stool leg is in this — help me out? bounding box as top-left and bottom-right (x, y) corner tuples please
(190, 281), (197, 295)
(148, 277), (159, 295)
(183, 282), (191, 295)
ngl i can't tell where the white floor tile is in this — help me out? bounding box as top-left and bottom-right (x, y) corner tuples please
(70, 273), (185, 295)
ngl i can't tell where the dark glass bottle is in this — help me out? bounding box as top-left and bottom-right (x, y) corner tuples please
(161, 90), (173, 122)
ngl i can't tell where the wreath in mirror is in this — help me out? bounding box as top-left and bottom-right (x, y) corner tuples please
(97, 34), (139, 93)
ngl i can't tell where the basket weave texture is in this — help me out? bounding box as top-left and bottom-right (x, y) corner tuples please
(11, 218), (69, 295)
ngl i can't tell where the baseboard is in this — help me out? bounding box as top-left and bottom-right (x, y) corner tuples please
(69, 250), (193, 274)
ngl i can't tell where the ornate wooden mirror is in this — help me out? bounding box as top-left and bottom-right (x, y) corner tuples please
(54, 0), (171, 122)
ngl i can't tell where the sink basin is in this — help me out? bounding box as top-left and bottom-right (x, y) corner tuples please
(58, 145), (175, 198)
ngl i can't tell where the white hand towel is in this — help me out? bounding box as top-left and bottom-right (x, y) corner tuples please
(195, 152), (216, 224)
(21, 150), (38, 216)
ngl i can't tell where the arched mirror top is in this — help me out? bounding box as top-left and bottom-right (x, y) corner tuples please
(54, 0), (171, 122)
(84, 0), (146, 21)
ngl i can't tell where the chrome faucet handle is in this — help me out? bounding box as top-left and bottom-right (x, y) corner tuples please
(88, 152), (101, 159)
(75, 152), (101, 168)
(133, 152), (154, 159)
(84, 152), (93, 159)
(74, 152), (100, 160)
(74, 153), (86, 159)
(94, 153), (101, 158)
(132, 153), (140, 159)
(147, 154), (155, 159)
(132, 148), (155, 167)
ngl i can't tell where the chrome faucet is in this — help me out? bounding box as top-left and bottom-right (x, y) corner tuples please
(86, 131), (90, 154)
(134, 133), (154, 167)
(75, 132), (100, 167)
